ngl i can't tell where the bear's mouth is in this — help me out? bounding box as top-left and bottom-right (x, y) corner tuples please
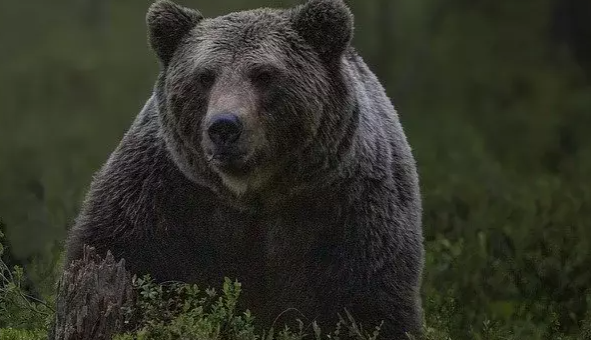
(206, 150), (252, 177)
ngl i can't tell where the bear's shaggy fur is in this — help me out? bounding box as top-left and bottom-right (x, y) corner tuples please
(64, 0), (424, 337)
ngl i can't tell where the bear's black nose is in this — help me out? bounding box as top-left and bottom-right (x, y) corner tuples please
(207, 113), (243, 146)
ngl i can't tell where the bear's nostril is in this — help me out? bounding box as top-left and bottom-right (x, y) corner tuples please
(207, 113), (243, 146)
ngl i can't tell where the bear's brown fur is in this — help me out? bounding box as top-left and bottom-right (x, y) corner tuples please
(64, 1), (425, 337)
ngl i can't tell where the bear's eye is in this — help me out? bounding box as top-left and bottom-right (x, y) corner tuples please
(196, 69), (216, 88)
(250, 66), (282, 84)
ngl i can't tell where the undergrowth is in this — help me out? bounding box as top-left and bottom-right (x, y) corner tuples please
(2, 229), (591, 339)
(0, 230), (53, 333)
(116, 275), (382, 340)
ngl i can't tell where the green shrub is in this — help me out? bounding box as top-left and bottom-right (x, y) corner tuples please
(0, 328), (45, 340)
(0, 230), (53, 331)
(116, 276), (383, 340)
(0, 230), (51, 339)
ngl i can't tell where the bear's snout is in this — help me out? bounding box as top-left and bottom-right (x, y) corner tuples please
(203, 112), (253, 175)
(207, 113), (243, 147)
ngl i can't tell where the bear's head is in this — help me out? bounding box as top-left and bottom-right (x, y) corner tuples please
(147, 0), (357, 204)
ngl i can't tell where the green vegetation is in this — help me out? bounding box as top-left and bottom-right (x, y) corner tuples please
(1, 0), (590, 339)
(0, 329), (46, 340)
(115, 276), (382, 340)
(0, 231), (51, 340)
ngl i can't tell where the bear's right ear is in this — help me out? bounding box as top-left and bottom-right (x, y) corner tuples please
(147, 0), (203, 66)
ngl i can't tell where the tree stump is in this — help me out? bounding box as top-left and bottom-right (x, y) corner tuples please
(49, 246), (134, 340)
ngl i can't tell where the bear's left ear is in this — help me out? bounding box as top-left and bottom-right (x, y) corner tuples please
(147, 0), (204, 66)
(292, 0), (354, 64)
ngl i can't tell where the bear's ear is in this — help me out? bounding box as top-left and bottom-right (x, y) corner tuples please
(147, 0), (204, 66)
(292, 0), (354, 64)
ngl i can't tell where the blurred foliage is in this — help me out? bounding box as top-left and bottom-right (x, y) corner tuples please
(0, 0), (589, 339)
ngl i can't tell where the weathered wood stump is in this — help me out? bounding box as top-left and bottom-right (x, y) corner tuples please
(49, 246), (134, 340)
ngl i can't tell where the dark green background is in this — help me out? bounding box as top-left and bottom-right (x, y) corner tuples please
(1, 0), (590, 338)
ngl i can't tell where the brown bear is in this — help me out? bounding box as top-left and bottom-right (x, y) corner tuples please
(64, 0), (425, 338)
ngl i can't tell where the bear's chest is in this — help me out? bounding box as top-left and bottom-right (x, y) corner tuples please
(152, 187), (353, 320)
